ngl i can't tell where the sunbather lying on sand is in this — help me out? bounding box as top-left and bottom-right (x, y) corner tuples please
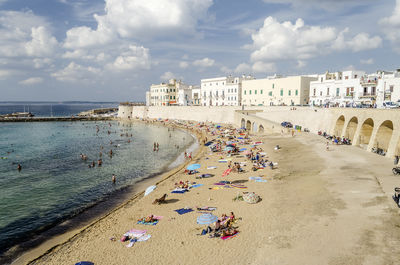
(152, 194), (167, 204)
(138, 215), (156, 223)
(222, 228), (238, 237)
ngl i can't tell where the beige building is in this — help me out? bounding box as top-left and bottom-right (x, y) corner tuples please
(241, 76), (317, 106)
(149, 79), (188, 106)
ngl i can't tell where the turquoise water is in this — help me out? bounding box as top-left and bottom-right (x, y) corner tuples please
(0, 121), (194, 254)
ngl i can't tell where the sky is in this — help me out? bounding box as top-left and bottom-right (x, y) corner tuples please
(0, 0), (399, 101)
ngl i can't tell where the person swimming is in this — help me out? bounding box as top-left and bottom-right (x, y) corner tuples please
(17, 163), (21, 171)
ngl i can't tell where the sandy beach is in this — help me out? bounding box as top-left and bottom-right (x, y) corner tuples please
(22, 120), (400, 265)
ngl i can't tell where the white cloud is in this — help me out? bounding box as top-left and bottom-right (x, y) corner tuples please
(64, 0), (213, 50)
(332, 29), (381, 52)
(249, 17), (337, 62)
(296, 60), (306, 68)
(106, 45), (150, 71)
(33, 58), (53, 69)
(25, 26), (59, 56)
(360, 58), (374, 65)
(179, 61), (189, 69)
(247, 16), (383, 71)
(380, 0), (400, 52)
(19, 77), (43, 85)
(234, 63), (251, 73)
(0, 11), (57, 57)
(51, 62), (100, 82)
(193, 57), (214, 67)
(160, 71), (175, 80)
(220, 66), (232, 74)
(0, 69), (12, 80)
(252, 61), (276, 73)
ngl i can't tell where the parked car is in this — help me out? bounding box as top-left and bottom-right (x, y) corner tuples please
(281, 121), (293, 128)
(383, 101), (398, 109)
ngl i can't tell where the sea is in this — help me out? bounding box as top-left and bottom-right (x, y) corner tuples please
(0, 103), (196, 263)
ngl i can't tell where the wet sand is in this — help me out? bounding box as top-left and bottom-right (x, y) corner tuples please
(20, 123), (400, 265)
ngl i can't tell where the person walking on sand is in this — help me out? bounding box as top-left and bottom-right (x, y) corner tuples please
(112, 174), (116, 184)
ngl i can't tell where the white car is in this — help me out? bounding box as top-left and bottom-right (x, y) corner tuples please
(383, 101), (398, 109)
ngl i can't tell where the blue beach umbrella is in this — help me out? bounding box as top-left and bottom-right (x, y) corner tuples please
(237, 137), (244, 139)
(197, 213), (218, 225)
(75, 262), (94, 265)
(187, 164), (201, 171)
(240, 148), (247, 151)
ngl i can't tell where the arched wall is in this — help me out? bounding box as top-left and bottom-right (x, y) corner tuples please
(344, 116), (358, 142)
(259, 125), (265, 133)
(246, 120), (252, 131)
(373, 120), (394, 153)
(334, 115), (345, 136)
(357, 118), (374, 149)
(241, 118), (246, 129)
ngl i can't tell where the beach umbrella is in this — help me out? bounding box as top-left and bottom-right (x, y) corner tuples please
(243, 192), (260, 204)
(197, 213), (218, 225)
(75, 262), (94, 265)
(187, 164), (201, 171)
(226, 144), (235, 148)
(237, 137), (244, 139)
(239, 148), (247, 151)
(144, 185), (156, 196)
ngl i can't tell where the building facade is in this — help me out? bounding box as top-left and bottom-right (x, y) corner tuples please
(241, 76), (317, 106)
(149, 79), (188, 106)
(309, 69), (400, 108)
(200, 75), (253, 106)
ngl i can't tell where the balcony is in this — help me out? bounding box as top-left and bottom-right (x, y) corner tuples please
(360, 80), (377, 86)
(359, 93), (376, 98)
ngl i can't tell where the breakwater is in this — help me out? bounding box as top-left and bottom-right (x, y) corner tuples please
(0, 116), (115, 122)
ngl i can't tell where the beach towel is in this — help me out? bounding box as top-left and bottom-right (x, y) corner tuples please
(171, 188), (188, 194)
(137, 220), (159, 225)
(255, 179), (267, 183)
(124, 229), (147, 238)
(197, 207), (217, 211)
(175, 208), (194, 215)
(218, 160), (228, 163)
(207, 166), (217, 169)
(190, 184), (204, 188)
(222, 168), (232, 177)
(126, 238), (137, 247)
(230, 184), (247, 189)
(137, 234), (151, 242)
(221, 232), (239, 240)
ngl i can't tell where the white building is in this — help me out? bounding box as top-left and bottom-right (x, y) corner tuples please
(200, 75), (253, 106)
(177, 85), (200, 106)
(148, 79), (189, 106)
(310, 69), (400, 108)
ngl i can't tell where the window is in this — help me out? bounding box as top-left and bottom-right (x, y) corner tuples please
(372, 87), (376, 95)
(295, 90), (298, 96)
(272, 84), (275, 89)
(336, 88), (340, 96)
(249, 90), (252, 95)
(320, 77), (323, 82)
(313, 89), (316, 96)
(345, 76), (349, 80)
(354, 75), (358, 78)
(204, 92), (206, 97)
(327, 87), (330, 95)
(255, 90), (257, 94)
(222, 82), (224, 85)
(173, 96), (175, 99)
(320, 91), (322, 96)
(244, 90), (246, 95)
(268, 91), (272, 96)
(261, 90), (263, 94)
(288, 90), (291, 96)
(390, 85), (394, 92)
(280, 89), (283, 96)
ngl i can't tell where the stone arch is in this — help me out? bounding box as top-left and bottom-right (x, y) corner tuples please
(259, 125), (264, 133)
(252, 122), (258, 132)
(246, 120), (251, 131)
(358, 118), (374, 149)
(373, 120), (394, 155)
(333, 115), (345, 136)
(344, 116), (358, 141)
(241, 118), (246, 129)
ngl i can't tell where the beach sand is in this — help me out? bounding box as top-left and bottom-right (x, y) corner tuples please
(24, 122), (400, 265)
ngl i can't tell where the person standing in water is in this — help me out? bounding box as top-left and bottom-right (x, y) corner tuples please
(112, 174), (116, 184)
(17, 163), (22, 171)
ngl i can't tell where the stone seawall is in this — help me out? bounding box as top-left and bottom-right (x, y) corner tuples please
(118, 105), (400, 159)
